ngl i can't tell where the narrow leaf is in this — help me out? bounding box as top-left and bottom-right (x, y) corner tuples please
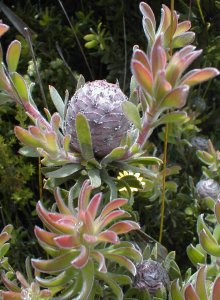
(131, 60), (153, 93)
(195, 266), (208, 300)
(109, 221), (140, 234)
(75, 113), (94, 161)
(184, 284), (199, 300)
(160, 85), (189, 110)
(6, 40), (21, 72)
(199, 229), (220, 256)
(152, 112), (188, 127)
(122, 101), (142, 130)
(45, 164), (81, 178)
(212, 276), (220, 300)
(180, 68), (219, 86)
(11, 72), (29, 102)
(32, 251), (78, 273)
(88, 168), (101, 188)
(173, 32), (195, 48)
(36, 268), (76, 288)
(171, 280), (184, 300)
(49, 85), (64, 118)
(186, 244), (206, 266)
(104, 253), (136, 275)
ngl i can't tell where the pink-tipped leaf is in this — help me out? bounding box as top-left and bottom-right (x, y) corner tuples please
(34, 226), (58, 247)
(180, 68), (219, 86)
(109, 220), (140, 234)
(71, 245), (89, 269)
(54, 234), (80, 249)
(87, 193), (102, 220)
(91, 250), (107, 272)
(139, 2), (156, 29)
(98, 230), (119, 244)
(131, 59), (153, 94)
(184, 284), (200, 300)
(99, 198), (128, 219)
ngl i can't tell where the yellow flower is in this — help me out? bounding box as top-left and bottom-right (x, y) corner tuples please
(117, 171), (145, 192)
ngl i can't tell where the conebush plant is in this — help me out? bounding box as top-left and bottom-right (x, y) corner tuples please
(0, 2), (219, 299)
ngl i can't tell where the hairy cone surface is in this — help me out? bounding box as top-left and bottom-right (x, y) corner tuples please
(65, 80), (131, 157)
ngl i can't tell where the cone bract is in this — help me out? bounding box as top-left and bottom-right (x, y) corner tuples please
(65, 80), (131, 157)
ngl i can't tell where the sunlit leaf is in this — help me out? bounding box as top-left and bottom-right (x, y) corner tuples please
(195, 266), (208, 300)
(180, 68), (219, 86)
(171, 280), (183, 300)
(49, 85), (64, 119)
(184, 284), (199, 300)
(152, 112), (188, 127)
(186, 244), (206, 266)
(45, 164), (81, 178)
(75, 113), (94, 161)
(6, 40), (21, 72)
(11, 72), (29, 102)
(212, 276), (220, 300)
(122, 101), (142, 130)
(199, 229), (220, 256)
(131, 59), (153, 93)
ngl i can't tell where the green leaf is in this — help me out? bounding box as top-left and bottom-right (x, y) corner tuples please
(159, 85), (189, 110)
(32, 251), (79, 273)
(49, 85), (64, 119)
(186, 244), (206, 266)
(101, 147), (127, 165)
(18, 146), (39, 157)
(122, 101), (142, 130)
(102, 171), (118, 201)
(74, 260), (94, 300)
(6, 40), (21, 72)
(215, 201), (220, 224)
(36, 268), (76, 288)
(88, 168), (101, 188)
(196, 150), (215, 165)
(0, 243), (10, 259)
(195, 266), (208, 300)
(199, 229), (220, 256)
(11, 72), (29, 102)
(152, 112), (188, 127)
(96, 271), (123, 300)
(75, 113), (94, 161)
(127, 156), (163, 165)
(76, 74), (85, 91)
(45, 164), (81, 178)
(171, 280), (183, 300)
(197, 214), (217, 244)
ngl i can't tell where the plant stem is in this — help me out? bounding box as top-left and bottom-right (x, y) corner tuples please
(159, 0), (174, 243)
(159, 123), (169, 243)
(38, 157), (43, 200)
